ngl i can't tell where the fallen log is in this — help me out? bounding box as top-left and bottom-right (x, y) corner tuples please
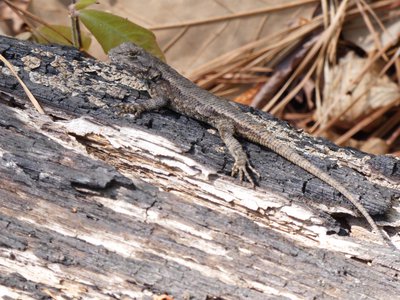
(0, 35), (399, 299)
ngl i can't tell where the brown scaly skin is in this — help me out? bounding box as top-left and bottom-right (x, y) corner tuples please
(109, 42), (388, 245)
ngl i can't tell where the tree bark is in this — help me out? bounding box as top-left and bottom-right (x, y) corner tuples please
(0, 35), (399, 300)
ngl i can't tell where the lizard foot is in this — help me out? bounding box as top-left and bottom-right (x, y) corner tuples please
(231, 159), (260, 187)
(114, 103), (144, 118)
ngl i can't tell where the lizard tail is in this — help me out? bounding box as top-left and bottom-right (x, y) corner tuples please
(257, 133), (387, 244)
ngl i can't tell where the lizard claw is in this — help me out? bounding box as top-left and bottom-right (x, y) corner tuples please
(231, 159), (260, 187)
(114, 103), (144, 118)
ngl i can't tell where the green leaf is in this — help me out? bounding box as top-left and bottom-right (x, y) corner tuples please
(75, 0), (98, 10)
(79, 9), (164, 60)
(32, 24), (91, 50)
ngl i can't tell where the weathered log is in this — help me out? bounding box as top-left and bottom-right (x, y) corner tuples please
(0, 35), (399, 299)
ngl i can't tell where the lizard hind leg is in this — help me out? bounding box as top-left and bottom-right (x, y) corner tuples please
(231, 156), (260, 187)
(215, 119), (260, 186)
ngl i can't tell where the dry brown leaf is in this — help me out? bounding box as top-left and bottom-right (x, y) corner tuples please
(233, 84), (262, 105)
(28, 0), (69, 26)
(360, 137), (389, 155)
(343, 3), (399, 53)
(319, 51), (400, 126)
(0, 0), (30, 34)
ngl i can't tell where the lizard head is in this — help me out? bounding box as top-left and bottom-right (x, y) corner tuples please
(109, 42), (161, 80)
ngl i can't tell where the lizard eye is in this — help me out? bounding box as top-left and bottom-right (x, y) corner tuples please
(151, 73), (161, 80)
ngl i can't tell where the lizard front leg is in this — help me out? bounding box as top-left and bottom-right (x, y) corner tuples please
(117, 79), (172, 117)
(116, 96), (169, 118)
(215, 119), (260, 186)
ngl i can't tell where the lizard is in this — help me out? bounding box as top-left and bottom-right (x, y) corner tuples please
(108, 42), (388, 245)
